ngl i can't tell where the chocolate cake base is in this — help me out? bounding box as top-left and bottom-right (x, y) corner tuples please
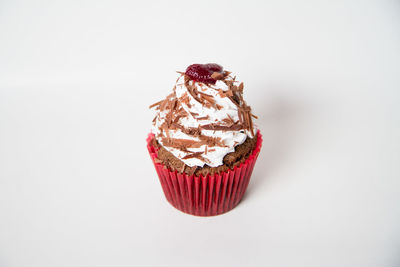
(150, 133), (258, 176)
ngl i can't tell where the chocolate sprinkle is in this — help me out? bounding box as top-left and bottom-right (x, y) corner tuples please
(182, 151), (204, 159)
(201, 123), (243, 131)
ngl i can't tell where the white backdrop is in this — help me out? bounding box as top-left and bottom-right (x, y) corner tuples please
(1, 1), (400, 267)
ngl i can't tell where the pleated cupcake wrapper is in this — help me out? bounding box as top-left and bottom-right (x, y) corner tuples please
(147, 131), (262, 216)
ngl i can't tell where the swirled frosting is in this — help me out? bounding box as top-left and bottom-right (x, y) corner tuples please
(150, 65), (256, 168)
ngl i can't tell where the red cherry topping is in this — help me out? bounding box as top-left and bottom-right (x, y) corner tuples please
(185, 63), (223, 84)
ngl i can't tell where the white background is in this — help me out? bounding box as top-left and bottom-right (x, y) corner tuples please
(1, 0), (400, 266)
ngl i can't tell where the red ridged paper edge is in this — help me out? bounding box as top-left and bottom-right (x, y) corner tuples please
(147, 131), (262, 216)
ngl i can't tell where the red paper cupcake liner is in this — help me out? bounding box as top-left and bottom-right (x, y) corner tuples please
(146, 131), (262, 216)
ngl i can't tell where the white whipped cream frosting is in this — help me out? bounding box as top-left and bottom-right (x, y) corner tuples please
(152, 74), (255, 168)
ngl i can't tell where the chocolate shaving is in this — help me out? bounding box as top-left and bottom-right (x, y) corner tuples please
(222, 118), (231, 124)
(170, 98), (177, 110)
(197, 115), (209, 120)
(149, 100), (163, 109)
(248, 108), (254, 136)
(173, 114), (183, 123)
(175, 72), (185, 83)
(179, 92), (192, 108)
(198, 92), (215, 105)
(201, 124), (243, 131)
(237, 107), (243, 124)
(245, 111), (251, 135)
(159, 99), (168, 111)
(161, 137), (203, 149)
(170, 122), (184, 131)
(228, 96), (240, 107)
(238, 82), (244, 92)
(160, 122), (171, 138)
(166, 111), (173, 127)
(184, 76), (203, 104)
(226, 114), (235, 124)
(216, 104), (223, 110)
(164, 129), (170, 139)
(198, 135), (226, 147)
(182, 151), (204, 159)
(203, 101), (212, 109)
(218, 89), (233, 98)
(224, 79), (234, 88)
(170, 123), (202, 136)
(241, 106), (251, 133)
(211, 72), (224, 80)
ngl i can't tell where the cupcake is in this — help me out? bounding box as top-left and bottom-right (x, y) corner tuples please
(147, 63), (262, 216)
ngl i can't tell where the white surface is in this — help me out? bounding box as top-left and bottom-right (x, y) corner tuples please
(0, 1), (399, 267)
